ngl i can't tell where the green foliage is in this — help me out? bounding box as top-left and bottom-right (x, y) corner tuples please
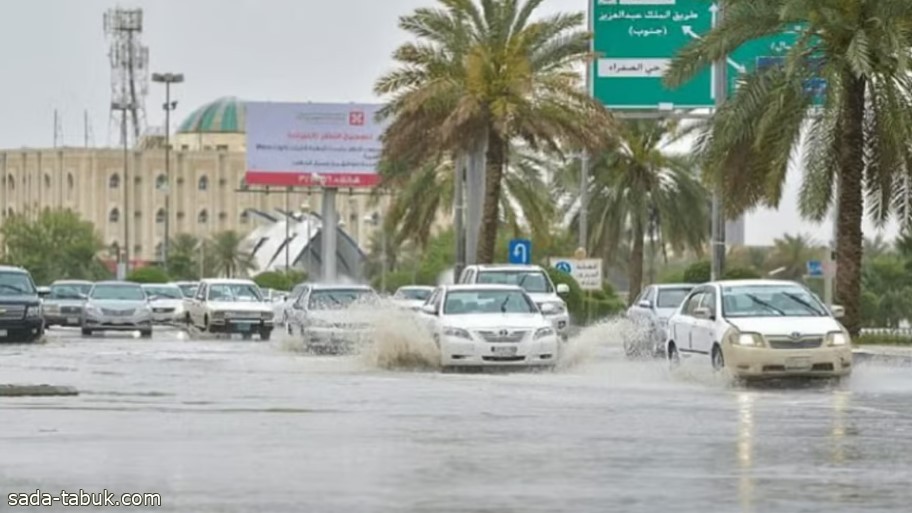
(209, 231), (255, 278)
(860, 254), (912, 329)
(167, 234), (205, 281)
(254, 270), (308, 292)
(0, 209), (110, 284)
(683, 261), (711, 283)
(544, 267), (584, 322)
(127, 266), (170, 284)
(854, 333), (912, 346)
(371, 270), (416, 294)
(723, 267), (762, 280)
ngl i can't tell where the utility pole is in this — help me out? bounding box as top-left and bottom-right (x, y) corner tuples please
(152, 72), (184, 272)
(454, 154), (467, 281)
(710, 4), (727, 280)
(579, 0), (594, 253)
(112, 101), (133, 278)
(284, 186), (291, 272)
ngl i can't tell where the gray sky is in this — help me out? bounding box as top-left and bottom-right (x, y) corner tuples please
(0, 0), (899, 246)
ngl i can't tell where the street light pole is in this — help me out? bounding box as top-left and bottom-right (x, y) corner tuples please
(111, 101), (133, 278)
(152, 72), (184, 272)
(285, 186), (291, 273)
(710, 4), (727, 281)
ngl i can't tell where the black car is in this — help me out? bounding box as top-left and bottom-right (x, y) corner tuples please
(0, 266), (45, 342)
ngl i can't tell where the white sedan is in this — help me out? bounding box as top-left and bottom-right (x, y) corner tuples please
(420, 284), (560, 368)
(391, 285), (435, 311)
(665, 279), (852, 380)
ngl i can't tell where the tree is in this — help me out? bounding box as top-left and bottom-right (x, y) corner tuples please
(208, 231), (254, 278)
(0, 209), (109, 284)
(555, 119), (709, 303)
(375, 0), (612, 263)
(167, 233), (204, 280)
(767, 234), (825, 281)
(253, 270), (307, 292)
(127, 266), (170, 284)
(665, 0), (912, 335)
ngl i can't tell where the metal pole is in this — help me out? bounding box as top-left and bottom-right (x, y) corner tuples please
(163, 81), (171, 271)
(454, 154), (466, 282)
(321, 187), (338, 282)
(710, 4), (727, 281)
(122, 108), (130, 276)
(380, 222), (387, 292)
(284, 187), (290, 273)
(824, 180), (838, 307)
(579, 0), (594, 253)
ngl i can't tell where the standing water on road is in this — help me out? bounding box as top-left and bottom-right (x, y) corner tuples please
(1, 327), (911, 512)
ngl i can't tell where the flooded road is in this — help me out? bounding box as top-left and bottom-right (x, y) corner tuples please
(2, 326), (912, 512)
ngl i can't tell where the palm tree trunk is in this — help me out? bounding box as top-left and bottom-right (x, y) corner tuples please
(628, 216), (645, 306)
(477, 130), (505, 263)
(835, 74), (865, 336)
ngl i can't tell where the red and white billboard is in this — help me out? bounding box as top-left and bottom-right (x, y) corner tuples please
(245, 102), (386, 187)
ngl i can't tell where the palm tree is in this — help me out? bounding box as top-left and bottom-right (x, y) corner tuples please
(375, 0), (613, 263)
(665, 0), (912, 335)
(766, 233), (825, 281)
(555, 119), (709, 302)
(863, 235), (891, 262)
(379, 150), (557, 251)
(167, 233), (203, 280)
(208, 231), (254, 278)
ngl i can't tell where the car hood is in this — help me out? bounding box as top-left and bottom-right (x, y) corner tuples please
(725, 316), (843, 336)
(208, 301), (273, 313)
(442, 313), (549, 330)
(393, 299), (425, 309)
(0, 295), (40, 306)
(150, 299), (183, 308)
(88, 299), (148, 310)
(43, 298), (85, 307)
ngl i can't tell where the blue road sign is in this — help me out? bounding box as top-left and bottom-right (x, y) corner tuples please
(806, 260), (823, 277)
(554, 261), (573, 274)
(508, 239), (532, 265)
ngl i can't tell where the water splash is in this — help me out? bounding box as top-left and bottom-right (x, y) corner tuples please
(557, 316), (645, 371)
(358, 303), (440, 371)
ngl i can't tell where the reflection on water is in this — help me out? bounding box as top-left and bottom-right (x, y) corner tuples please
(737, 392), (756, 513)
(830, 390), (850, 464)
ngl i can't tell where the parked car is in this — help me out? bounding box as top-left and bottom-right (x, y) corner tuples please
(458, 264), (570, 338)
(285, 284), (380, 353)
(391, 285), (435, 311)
(186, 279), (275, 340)
(81, 281), (153, 337)
(173, 281), (199, 323)
(624, 283), (696, 357)
(0, 265), (45, 343)
(42, 280), (94, 327)
(665, 279), (852, 380)
(141, 283), (186, 324)
(419, 284), (560, 369)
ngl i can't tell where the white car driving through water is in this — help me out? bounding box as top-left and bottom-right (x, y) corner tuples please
(285, 284), (380, 353)
(625, 283), (696, 357)
(665, 280), (852, 380)
(391, 285), (435, 311)
(420, 284), (560, 369)
(142, 283), (186, 324)
(186, 279), (275, 340)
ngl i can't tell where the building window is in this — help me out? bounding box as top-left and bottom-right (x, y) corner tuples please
(8, 176), (14, 191)
(177, 211), (185, 220)
(109, 208), (120, 223)
(7, 207), (13, 217)
(218, 211), (227, 221)
(219, 177), (227, 187)
(134, 245), (142, 255)
(155, 209), (166, 224)
(155, 242), (163, 260)
(134, 210), (141, 218)
(177, 177), (185, 186)
(109, 173), (120, 188)
(155, 174), (166, 190)
(239, 178), (248, 190)
(134, 176), (142, 184)
(198, 176), (209, 191)
(44, 174), (51, 189)
(240, 211), (249, 224)
(198, 209), (208, 224)
(216, 144), (229, 151)
(67, 173), (74, 190)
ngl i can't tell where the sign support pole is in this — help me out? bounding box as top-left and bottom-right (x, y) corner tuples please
(710, 3), (727, 281)
(321, 186), (338, 282)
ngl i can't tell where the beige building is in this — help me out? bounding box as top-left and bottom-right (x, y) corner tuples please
(0, 97), (385, 265)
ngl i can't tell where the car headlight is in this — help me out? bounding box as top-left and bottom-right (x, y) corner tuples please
(827, 331), (849, 346)
(261, 311), (274, 321)
(174, 304), (184, 314)
(86, 305), (102, 316)
(735, 332), (764, 347)
(541, 301), (567, 315)
(212, 310), (226, 319)
(25, 306), (42, 318)
(534, 326), (555, 340)
(443, 326), (472, 340)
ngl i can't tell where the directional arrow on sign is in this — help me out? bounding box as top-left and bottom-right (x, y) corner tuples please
(512, 243), (527, 264)
(681, 26), (748, 74)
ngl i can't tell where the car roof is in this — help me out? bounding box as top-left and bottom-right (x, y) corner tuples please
(0, 265), (28, 273)
(711, 279), (803, 287)
(200, 278), (256, 285)
(654, 283), (697, 289)
(51, 279), (93, 285)
(173, 281), (198, 285)
(396, 285), (435, 290)
(444, 284), (526, 292)
(467, 264), (544, 271)
(309, 283), (374, 291)
(93, 280), (141, 286)
(142, 283), (179, 288)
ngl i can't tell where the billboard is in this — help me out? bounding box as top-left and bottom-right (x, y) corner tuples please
(245, 102), (386, 187)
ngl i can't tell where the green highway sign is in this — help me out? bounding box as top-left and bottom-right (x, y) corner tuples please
(591, 0), (806, 110)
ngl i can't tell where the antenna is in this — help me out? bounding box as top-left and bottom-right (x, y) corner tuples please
(104, 7), (149, 147)
(53, 109), (63, 147)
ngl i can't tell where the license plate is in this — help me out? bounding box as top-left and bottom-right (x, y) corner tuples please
(786, 357), (811, 370)
(236, 322), (252, 332)
(67, 317), (79, 324)
(0, 330), (6, 337)
(492, 346), (518, 357)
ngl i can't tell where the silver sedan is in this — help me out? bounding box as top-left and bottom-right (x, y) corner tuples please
(81, 281), (154, 337)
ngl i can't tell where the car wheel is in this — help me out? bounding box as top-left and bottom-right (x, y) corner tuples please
(286, 322), (293, 336)
(81, 327), (92, 337)
(711, 344), (725, 371)
(667, 342), (680, 368)
(241, 332), (253, 340)
(260, 328), (272, 341)
(140, 329), (153, 338)
(203, 315), (210, 333)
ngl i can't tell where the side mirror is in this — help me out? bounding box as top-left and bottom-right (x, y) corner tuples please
(638, 300), (652, 309)
(556, 283), (570, 295)
(540, 303), (559, 315)
(37, 286), (50, 298)
(831, 305), (845, 319)
(694, 307), (713, 320)
(421, 304), (438, 316)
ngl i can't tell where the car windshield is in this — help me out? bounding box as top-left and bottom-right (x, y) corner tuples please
(657, 288), (692, 309)
(443, 290), (537, 315)
(178, 284), (198, 298)
(90, 284), (146, 301)
(476, 270), (553, 293)
(0, 272), (36, 296)
(50, 283), (91, 299)
(207, 284), (262, 302)
(143, 286), (183, 299)
(721, 284), (828, 318)
(395, 288), (432, 301)
(309, 289), (376, 310)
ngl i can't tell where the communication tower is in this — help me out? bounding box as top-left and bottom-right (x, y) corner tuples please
(104, 7), (149, 146)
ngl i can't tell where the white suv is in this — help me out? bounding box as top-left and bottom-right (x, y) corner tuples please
(458, 264), (570, 337)
(665, 279), (852, 380)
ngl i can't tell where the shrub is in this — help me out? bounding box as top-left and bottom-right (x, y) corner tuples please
(682, 260), (761, 283)
(127, 266), (169, 284)
(253, 270), (308, 292)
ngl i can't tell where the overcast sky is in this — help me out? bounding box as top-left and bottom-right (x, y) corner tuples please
(0, 0), (900, 246)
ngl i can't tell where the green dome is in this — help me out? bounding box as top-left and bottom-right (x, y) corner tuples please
(177, 97), (245, 133)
